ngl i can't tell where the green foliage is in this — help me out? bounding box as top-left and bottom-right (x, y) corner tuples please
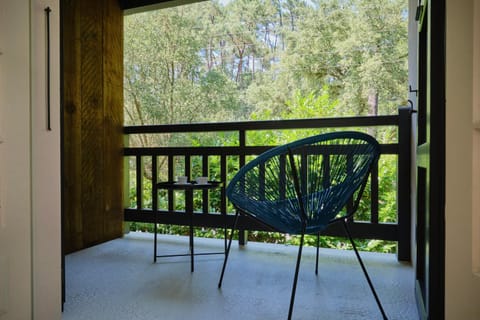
(278, 0), (408, 116)
(124, 0), (408, 253)
(125, 0), (408, 129)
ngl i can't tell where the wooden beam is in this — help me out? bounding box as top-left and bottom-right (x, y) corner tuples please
(119, 0), (206, 14)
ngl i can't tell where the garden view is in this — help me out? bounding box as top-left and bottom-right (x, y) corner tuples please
(123, 0), (408, 253)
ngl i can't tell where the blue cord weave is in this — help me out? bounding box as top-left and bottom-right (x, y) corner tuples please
(226, 131), (381, 235)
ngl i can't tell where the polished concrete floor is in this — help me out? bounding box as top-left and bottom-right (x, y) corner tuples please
(62, 232), (418, 320)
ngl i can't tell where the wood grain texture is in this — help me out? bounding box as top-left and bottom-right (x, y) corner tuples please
(102, 0), (124, 240)
(62, 0), (84, 253)
(62, 0), (124, 253)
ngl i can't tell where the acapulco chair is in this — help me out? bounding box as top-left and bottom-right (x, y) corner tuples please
(217, 131), (388, 320)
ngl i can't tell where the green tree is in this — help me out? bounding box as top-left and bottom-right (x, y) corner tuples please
(125, 0), (408, 126)
(246, 0), (407, 118)
(124, 0), (407, 253)
(124, 4), (243, 133)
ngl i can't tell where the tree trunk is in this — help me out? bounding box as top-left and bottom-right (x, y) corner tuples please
(368, 89), (378, 116)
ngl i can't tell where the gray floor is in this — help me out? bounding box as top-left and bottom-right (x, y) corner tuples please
(62, 232), (418, 320)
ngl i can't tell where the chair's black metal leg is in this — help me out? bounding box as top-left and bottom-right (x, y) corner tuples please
(190, 212), (194, 272)
(315, 232), (320, 275)
(342, 220), (388, 320)
(154, 220), (158, 263)
(153, 199), (158, 263)
(224, 213), (228, 253)
(218, 211), (240, 288)
(288, 232), (305, 320)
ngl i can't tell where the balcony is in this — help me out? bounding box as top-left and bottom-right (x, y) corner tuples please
(61, 109), (417, 319)
(123, 107), (413, 261)
(62, 232), (417, 320)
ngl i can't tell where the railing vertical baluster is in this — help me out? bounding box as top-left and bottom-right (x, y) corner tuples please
(238, 129), (247, 245)
(370, 164), (379, 224)
(202, 154), (209, 213)
(221, 155), (228, 250)
(239, 129), (246, 168)
(220, 154), (227, 211)
(152, 155), (158, 212)
(185, 154), (191, 213)
(183, 153), (191, 219)
(168, 155), (174, 212)
(136, 155), (143, 210)
(185, 155), (191, 179)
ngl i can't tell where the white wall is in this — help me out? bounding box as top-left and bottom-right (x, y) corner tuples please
(0, 0), (61, 319)
(0, 1), (34, 318)
(30, 0), (61, 318)
(408, 0), (418, 266)
(445, 0), (480, 318)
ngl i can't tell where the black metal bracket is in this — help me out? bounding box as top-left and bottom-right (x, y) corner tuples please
(409, 85), (419, 97)
(45, 7), (52, 131)
(407, 100), (418, 113)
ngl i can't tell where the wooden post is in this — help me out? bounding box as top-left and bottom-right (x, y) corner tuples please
(62, 0), (124, 253)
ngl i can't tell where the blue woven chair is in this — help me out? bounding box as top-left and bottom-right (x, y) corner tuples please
(218, 131), (387, 320)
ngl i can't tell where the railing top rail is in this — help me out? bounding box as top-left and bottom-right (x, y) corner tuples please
(123, 144), (398, 155)
(123, 115), (399, 135)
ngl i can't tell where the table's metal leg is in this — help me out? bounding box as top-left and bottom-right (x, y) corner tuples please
(155, 182), (224, 270)
(187, 189), (194, 272)
(190, 213), (194, 272)
(153, 158), (158, 263)
(153, 191), (158, 263)
(154, 219), (158, 263)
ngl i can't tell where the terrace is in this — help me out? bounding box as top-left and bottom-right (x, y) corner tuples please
(60, 107), (418, 319)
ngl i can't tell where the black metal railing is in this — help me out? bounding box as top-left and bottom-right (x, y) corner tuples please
(124, 107), (412, 261)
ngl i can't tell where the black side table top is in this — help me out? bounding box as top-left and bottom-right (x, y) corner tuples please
(156, 181), (223, 190)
